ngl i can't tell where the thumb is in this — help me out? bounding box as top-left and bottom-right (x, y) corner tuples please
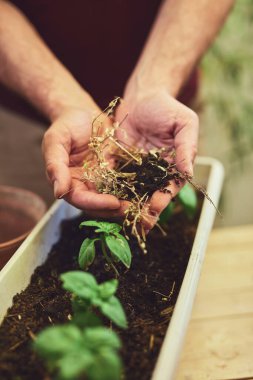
(42, 128), (72, 198)
(174, 111), (199, 176)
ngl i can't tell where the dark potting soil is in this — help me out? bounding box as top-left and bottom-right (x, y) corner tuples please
(0, 205), (201, 380)
(116, 153), (178, 199)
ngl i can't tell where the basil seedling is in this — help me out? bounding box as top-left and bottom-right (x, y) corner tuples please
(34, 325), (122, 380)
(61, 271), (127, 329)
(78, 221), (132, 276)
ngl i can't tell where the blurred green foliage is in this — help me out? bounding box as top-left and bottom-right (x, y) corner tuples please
(159, 184), (197, 225)
(201, 0), (253, 161)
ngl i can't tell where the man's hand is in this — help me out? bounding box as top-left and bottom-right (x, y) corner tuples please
(116, 88), (199, 228)
(0, 0), (233, 229)
(42, 107), (121, 212)
(113, 0), (234, 229)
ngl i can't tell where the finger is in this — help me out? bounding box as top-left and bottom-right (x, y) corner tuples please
(145, 180), (184, 230)
(42, 128), (71, 198)
(64, 179), (121, 211)
(174, 111), (199, 176)
(81, 200), (130, 219)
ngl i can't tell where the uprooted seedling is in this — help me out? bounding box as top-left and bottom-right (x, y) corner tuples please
(80, 97), (220, 252)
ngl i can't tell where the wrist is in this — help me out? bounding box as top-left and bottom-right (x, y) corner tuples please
(124, 76), (173, 107)
(46, 78), (98, 122)
(124, 67), (182, 102)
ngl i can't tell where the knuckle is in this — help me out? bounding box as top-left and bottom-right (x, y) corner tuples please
(192, 143), (198, 155)
(43, 128), (55, 143)
(192, 112), (199, 125)
(192, 143), (198, 157)
(188, 109), (199, 126)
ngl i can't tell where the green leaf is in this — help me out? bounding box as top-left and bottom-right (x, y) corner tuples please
(79, 221), (122, 235)
(71, 304), (102, 328)
(100, 296), (127, 329)
(61, 271), (98, 300)
(95, 223), (121, 235)
(71, 296), (89, 314)
(83, 327), (121, 350)
(79, 220), (103, 229)
(33, 324), (82, 359)
(58, 350), (93, 380)
(87, 349), (122, 380)
(105, 234), (131, 269)
(83, 328), (122, 380)
(78, 238), (98, 270)
(178, 183), (197, 219)
(72, 312), (101, 329)
(98, 279), (118, 299)
(159, 202), (175, 224)
(35, 324), (123, 380)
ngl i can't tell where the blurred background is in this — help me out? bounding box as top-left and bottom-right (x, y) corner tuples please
(0, 0), (252, 226)
(1, 3), (251, 377)
(198, 0), (253, 226)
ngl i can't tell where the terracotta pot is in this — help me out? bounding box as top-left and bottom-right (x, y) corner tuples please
(0, 186), (47, 269)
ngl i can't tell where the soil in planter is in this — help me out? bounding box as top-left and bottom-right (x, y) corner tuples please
(0, 201), (202, 380)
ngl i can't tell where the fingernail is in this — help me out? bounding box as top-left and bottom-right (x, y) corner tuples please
(188, 164), (193, 177)
(53, 180), (59, 198)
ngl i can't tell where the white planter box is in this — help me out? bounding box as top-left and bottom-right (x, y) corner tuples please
(0, 156), (224, 380)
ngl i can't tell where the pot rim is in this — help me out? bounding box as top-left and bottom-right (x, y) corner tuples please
(0, 185), (47, 249)
(0, 231), (30, 250)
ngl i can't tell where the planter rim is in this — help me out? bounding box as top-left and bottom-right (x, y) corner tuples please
(152, 155), (224, 380)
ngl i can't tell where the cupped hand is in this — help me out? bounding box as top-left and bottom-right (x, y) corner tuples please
(42, 89), (199, 232)
(42, 106), (122, 212)
(116, 88), (199, 228)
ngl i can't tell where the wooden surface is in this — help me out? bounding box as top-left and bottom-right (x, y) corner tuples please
(175, 224), (253, 380)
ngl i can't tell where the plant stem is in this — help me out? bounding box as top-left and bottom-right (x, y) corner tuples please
(109, 136), (141, 164)
(101, 235), (119, 278)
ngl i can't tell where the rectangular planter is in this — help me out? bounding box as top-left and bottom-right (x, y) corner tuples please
(0, 156), (224, 380)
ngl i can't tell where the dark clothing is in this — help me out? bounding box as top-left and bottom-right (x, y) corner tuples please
(0, 0), (198, 121)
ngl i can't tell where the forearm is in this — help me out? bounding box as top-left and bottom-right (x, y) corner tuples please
(126, 0), (234, 98)
(0, 1), (96, 121)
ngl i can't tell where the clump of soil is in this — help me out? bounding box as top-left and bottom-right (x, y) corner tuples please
(115, 152), (177, 199)
(0, 202), (201, 380)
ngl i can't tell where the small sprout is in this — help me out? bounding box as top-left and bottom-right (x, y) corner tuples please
(158, 184), (197, 225)
(178, 183), (197, 219)
(34, 325), (122, 380)
(61, 271), (127, 329)
(79, 221), (132, 276)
